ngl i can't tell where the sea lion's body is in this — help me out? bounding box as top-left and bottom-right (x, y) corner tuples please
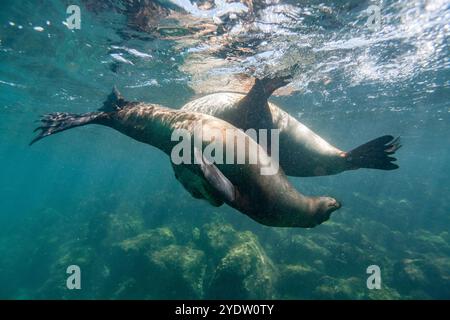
(181, 78), (401, 176)
(182, 91), (347, 177)
(31, 91), (340, 228)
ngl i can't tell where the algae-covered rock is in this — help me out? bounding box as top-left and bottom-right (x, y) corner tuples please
(87, 209), (146, 247)
(207, 231), (277, 299)
(392, 258), (450, 298)
(276, 264), (322, 299)
(104, 227), (177, 298)
(313, 276), (364, 299)
(413, 230), (450, 255)
(200, 222), (240, 257)
(108, 235), (206, 299)
(37, 243), (102, 299)
(110, 227), (176, 277)
(149, 245), (206, 298)
(282, 234), (331, 264)
(117, 227), (176, 254)
(366, 286), (402, 300)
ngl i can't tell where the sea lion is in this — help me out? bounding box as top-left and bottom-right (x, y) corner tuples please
(181, 76), (401, 177)
(30, 88), (341, 228)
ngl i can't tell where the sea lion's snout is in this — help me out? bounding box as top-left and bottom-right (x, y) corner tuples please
(328, 198), (341, 209)
(311, 196), (341, 226)
(326, 197), (341, 214)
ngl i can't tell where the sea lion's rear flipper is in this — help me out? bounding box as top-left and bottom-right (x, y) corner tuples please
(194, 147), (236, 204)
(30, 87), (127, 145)
(345, 135), (402, 170)
(30, 112), (103, 145)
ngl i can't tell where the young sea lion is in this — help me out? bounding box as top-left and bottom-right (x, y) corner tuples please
(30, 88), (340, 228)
(181, 77), (401, 177)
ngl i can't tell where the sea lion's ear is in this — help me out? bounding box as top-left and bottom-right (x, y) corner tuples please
(194, 147), (236, 204)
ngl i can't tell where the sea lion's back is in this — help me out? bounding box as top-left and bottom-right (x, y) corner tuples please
(181, 92), (244, 116)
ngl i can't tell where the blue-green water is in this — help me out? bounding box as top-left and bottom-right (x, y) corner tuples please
(0, 0), (449, 299)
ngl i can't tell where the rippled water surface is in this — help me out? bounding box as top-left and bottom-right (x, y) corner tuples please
(0, 0), (449, 299)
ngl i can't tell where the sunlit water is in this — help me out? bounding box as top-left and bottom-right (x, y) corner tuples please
(0, 0), (449, 299)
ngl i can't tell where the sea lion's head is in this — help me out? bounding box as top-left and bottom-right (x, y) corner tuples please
(310, 197), (341, 226)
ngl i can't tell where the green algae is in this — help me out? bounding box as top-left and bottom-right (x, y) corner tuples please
(1, 193), (450, 299)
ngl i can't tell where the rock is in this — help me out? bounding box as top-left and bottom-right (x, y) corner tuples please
(117, 227), (176, 254)
(313, 276), (363, 299)
(276, 264), (322, 298)
(149, 245), (206, 298)
(413, 230), (450, 255)
(87, 209), (145, 247)
(106, 227), (177, 299)
(207, 231), (276, 299)
(37, 243), (101, 299)
(200, 222), (240, 257)
(366, 286), (402, 300)
(392, 258), (450, 298)
(273, 233), (331, 265)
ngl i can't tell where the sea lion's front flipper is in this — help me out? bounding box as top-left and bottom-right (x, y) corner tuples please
(236, 78), (269, 115)
(194, 147), (236, 204)
(235, 74), (292, 130)
(99, 86), (129, 112)
(259, 74), (293, 97)
(172, 163), (224, 207)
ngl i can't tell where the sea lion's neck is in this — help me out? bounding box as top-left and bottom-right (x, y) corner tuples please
(277, 190), (317, 227)
(240, 173), (317, 228)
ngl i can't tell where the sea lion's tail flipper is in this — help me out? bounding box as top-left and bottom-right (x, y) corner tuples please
(346, 135), (401, 170)
(30, 112), (103, 145)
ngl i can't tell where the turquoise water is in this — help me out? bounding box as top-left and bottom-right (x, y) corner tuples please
(0, 0), (449, 299)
